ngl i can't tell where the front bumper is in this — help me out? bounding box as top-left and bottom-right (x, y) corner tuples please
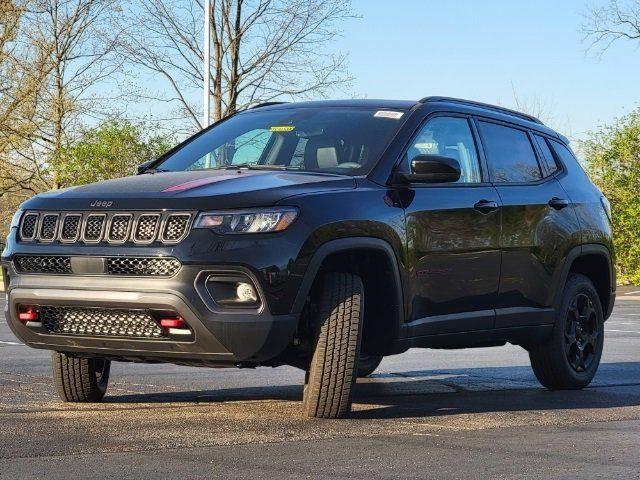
(2, 261), (298, 366)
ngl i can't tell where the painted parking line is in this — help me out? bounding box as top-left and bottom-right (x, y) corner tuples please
(623, 290), (640, 295)
(0, 340), (22, 346)
(605, 329), (640, 334)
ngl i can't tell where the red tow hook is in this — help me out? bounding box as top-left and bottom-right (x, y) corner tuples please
(159, 316), (192, 337)
(18, 306), (42, 328)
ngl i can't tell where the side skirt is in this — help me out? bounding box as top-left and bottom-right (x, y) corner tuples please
(394, 325), (553, 351)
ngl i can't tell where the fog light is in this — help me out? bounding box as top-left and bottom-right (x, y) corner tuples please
(236, 282), (258, 303)
(203, 273), (261, 309)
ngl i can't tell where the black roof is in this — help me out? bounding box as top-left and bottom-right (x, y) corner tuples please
(248, 99), (419, 111)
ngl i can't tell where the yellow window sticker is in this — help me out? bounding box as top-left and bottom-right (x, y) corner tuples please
(270, 125), (295, 132)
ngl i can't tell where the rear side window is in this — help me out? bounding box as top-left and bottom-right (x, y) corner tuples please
(533, 134), (559, 175)
(549, 140), (578, 167)
(478, 121), (542, 183)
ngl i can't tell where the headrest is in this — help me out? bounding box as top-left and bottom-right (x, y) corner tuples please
(304, 135), (341, 169)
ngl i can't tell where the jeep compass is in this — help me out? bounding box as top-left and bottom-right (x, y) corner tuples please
(1, 97), (616, 418)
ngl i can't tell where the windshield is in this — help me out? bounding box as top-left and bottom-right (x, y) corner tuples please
(156, 107), (407, 175)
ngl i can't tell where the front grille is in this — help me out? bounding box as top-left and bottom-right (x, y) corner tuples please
(106, 257), (181, 276)
(162, 214), (191, 242)
(108, 215), (132, 242)
(84, 214), (105, 242)
(14, 255), (181, 277)
(61, 215), (81, 241)
(14, 255), (72, 274)
(135, 214), (160, 242)
(40, 306), (166, 339)
(39, 214), (58, 241)
(18, 211), (192, 245)
(20, 213), (38, 240)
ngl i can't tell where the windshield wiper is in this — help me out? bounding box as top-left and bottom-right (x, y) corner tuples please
(141, 167), (171, 174)
(224, 164), (301, 171)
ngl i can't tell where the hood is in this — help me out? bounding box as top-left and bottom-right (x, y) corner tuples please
(21, 170), (357, 211)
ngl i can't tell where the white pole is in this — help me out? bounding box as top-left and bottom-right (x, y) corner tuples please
(203, 0), (211, 129)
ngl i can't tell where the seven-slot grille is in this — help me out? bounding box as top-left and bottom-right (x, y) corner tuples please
(17, 211), (192, 245)
(108, 215), (132, 242)
(40, 306), (166, 339)
(39, 214), (59, 241)
(20, 213), (38, 240)
(162, 214), (191, 242)
(61, 215), (81, 241)
(14, 255), (181, 277)
(135, 214), (160, 243)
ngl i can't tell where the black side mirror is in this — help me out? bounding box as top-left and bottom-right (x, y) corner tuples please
(137, 160), (155, 175)
(396, 154), (461, 184)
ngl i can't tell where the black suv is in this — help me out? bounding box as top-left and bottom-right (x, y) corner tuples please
(2, 97), (615, 418)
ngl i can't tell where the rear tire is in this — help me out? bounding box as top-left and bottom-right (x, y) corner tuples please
(357, 354), (383, 378)
(303, 272), (364, 419)
(52, 352), (111, 402)
(529, 274), (604, 390)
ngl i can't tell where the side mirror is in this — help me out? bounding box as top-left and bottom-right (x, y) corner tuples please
(396, 154), (461, 184)
(137, 160), (155, 175)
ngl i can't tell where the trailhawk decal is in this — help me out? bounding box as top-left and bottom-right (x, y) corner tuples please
(161, 172), (261, 193)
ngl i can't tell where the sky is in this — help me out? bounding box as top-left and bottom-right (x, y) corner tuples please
(333, 0), (640, 141)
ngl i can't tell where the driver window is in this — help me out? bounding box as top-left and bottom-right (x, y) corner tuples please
(407, 116), (482, 183)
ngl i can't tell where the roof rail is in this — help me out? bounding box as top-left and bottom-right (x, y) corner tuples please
(419, 96), (544, 125)
(249, 101), (288, 109)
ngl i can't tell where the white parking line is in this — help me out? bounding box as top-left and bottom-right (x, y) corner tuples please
(606, 329), (640, 334)
(0, 341), (22, 346)
(623, 290), (640, 295)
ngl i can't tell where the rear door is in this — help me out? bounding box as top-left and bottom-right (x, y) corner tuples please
(402, 114), (502, 336)
(475, 119), (579, 328)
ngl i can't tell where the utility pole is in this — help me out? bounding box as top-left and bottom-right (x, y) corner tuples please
(203, 0), (211, 128)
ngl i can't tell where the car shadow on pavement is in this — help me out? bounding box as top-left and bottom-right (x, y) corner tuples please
(106, 362), (640, 420)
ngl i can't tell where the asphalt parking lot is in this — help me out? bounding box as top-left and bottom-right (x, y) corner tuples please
(1, 289), (640, 479)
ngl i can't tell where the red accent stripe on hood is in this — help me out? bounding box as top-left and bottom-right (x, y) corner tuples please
(162, 173), (252, 192)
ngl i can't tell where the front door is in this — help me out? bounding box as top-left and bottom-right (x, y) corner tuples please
(402, 115), (502, 336)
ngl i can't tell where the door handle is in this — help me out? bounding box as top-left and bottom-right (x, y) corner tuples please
(474, 200), (499, 214)
(548, 197), (570, 210)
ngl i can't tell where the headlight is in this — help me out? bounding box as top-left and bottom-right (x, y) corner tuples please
(10, 209), (23, 229)
(194, 207), (298, 234)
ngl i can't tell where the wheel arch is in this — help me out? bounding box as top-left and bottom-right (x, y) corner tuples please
(291, 237), (405, 354)
(553, 244), (615, 319)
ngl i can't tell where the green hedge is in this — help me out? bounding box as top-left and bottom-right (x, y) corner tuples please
(582, 109), (640, 285)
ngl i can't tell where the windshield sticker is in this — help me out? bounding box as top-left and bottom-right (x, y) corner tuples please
(374, 110), (404, 119)
(270, 125), (295, 132)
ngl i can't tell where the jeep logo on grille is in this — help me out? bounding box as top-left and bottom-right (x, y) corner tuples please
(90, 200), (113, 208)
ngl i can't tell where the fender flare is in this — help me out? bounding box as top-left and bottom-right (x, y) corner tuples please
(551, 243), (614, 314)
(291, 237), (405, 324)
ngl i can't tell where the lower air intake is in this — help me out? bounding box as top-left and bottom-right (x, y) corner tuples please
(40, 306), (166, 339)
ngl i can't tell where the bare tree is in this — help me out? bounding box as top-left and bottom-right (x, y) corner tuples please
(118, 0), (354, 131)
(1, 0), (121, 238)
(582, 0), (640, 53)
(22, 0), (122, 187)
(0, 1), (55, 235)
(509, 85), (557, 126)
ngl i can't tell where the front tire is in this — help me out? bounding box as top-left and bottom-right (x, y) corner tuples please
(529, 274), (604, 390)
(303, 272), (364, 419)
(52, 352), (111, 402)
